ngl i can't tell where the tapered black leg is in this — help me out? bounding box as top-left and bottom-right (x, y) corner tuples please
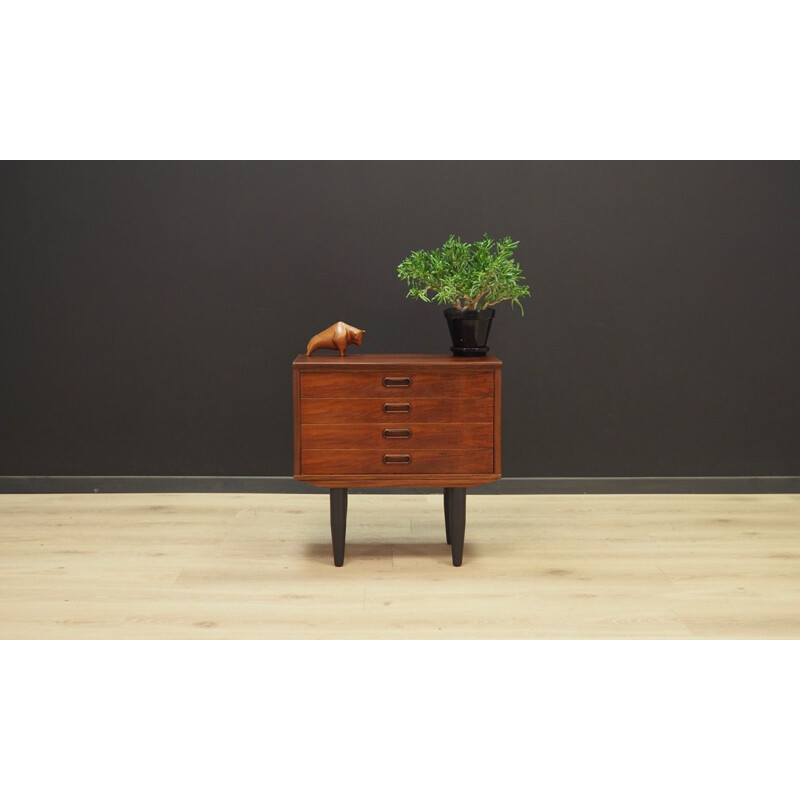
(448, 488), (466, 566)
(330, 488), (348, 566)
(443, 488), (451, 545)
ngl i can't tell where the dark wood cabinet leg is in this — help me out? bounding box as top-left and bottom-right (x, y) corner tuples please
(448, 488), (466, 567)
(443, 488), (451, 545)
(330, 488), (348, 566)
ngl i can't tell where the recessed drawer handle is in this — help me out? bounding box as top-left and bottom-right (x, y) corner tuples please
(382, 402), (411, 413)
(383, 377), (412, 387)
(383, 428), (412, 439)
(383, 454), (412, 464)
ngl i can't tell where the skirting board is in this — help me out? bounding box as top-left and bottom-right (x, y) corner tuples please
(1, 476), (799, 494)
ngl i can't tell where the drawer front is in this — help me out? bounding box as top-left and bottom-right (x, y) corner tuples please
(301, 370), (493, 398)
(300, 397), (494, 424)
(300, 422), (493, 450)
(301, 448), (494, 475)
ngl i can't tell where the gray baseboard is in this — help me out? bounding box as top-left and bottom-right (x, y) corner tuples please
(1, 475), (799, 494)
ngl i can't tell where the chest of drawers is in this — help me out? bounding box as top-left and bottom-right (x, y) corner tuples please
(293, 353), (502, 566)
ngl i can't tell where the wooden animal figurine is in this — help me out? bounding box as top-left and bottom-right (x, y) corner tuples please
(306, 321), (365, 357)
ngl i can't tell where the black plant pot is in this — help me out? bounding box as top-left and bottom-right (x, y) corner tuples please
(444, 308), (496, 356)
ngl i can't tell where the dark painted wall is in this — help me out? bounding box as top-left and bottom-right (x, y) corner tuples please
(1, 161), (799, 478)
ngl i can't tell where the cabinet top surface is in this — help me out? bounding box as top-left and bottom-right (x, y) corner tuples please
(293, 353), (501, 368)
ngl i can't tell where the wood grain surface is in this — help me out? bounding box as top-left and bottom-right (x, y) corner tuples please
(300, 423), (494, 450)
(301, 370), (494, 398)
(293, 354), (502, 369)
(301, 448), (493, 475)
(1, 492), (798, 639)
(294, 353), (501, 489)
(299, 397), (494, 424)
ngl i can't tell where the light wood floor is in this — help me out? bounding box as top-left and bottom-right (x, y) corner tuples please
(1, 492), (798, 639)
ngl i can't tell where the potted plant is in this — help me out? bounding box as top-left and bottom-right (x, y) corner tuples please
(397, 233), (530, 355)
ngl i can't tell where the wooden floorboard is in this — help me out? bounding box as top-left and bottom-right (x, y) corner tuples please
(1, 492), (798, 639)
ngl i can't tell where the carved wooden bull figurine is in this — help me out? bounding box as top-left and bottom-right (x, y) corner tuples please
(306, 321), (365, 357)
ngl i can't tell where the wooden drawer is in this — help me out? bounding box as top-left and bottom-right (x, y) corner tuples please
(300, 397), (494, 424)
(301, 370), (493, 398)
(301, 448), (494, 475)
(300, 422), (493, 450)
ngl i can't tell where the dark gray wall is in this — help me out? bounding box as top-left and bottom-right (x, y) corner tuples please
(1, 161), (799, 479)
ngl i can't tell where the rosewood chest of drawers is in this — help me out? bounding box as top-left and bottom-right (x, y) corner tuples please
(293, 353), (502, 566)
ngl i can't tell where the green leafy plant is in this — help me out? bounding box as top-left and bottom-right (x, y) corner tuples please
(397, 233), (530, 313)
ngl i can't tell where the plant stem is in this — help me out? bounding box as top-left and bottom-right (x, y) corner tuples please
(471, 290), (488, 309)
